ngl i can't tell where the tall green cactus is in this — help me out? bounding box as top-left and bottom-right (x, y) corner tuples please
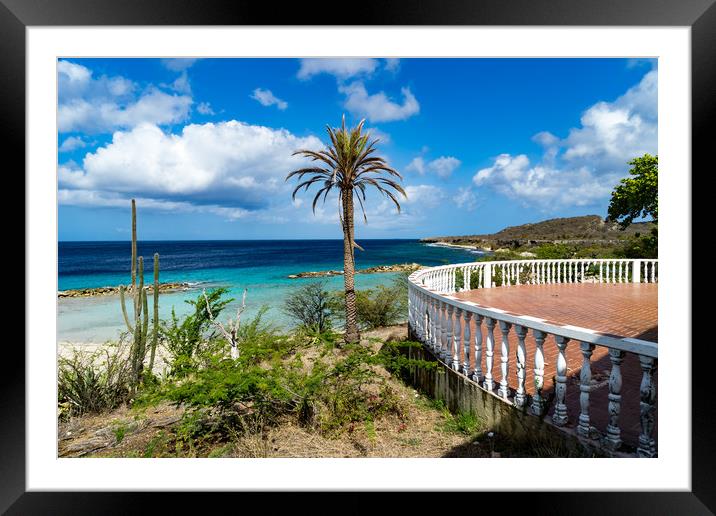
(119, 199), (160, 388)
(148, 253), (159, 373)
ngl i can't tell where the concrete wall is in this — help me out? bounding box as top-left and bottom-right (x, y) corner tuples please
(402, 343), (615, 456)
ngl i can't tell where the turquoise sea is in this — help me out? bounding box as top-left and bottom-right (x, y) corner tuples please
(58, 239), (483, 342)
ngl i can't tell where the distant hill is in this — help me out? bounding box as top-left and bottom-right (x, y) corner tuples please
(421, 215), (654, 250)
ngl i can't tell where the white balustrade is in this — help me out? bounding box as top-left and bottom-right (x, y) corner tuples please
(462, 310), (471, 374)
(532, 330), (547, 417)
(452, 307), (461, 371)
(553, 336), (570, 427)
(578, 342), (595, 437)
(638, 356), (657, 457)
(498, 321), (511, 399)
(483, 317), (496, 391)
(407, 258), (658, 457)
(606, 349), (625, 450)
(514, 325), (528, 408)
(472, 314), (483, 383)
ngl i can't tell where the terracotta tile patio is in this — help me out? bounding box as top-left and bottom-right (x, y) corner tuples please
(441, 283), (658, 449)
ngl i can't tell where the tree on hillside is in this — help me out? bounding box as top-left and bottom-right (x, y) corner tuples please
(607, 153), (658, 228)
(286, 116), (406, 345)
(607, 153), (658, 258)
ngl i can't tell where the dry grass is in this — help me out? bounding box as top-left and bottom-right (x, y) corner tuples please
(58, 324), (588, 459)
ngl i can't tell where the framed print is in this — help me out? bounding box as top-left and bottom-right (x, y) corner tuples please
(5, 0), (712, 512)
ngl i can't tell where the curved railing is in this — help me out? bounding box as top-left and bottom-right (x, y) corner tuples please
(407, 258), (658, 457)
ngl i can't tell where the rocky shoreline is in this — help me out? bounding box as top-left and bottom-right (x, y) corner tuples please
(288, 262), (424, 279)
(58, 282), (194, 298)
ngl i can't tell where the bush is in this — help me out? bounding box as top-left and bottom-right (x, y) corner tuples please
(283, 281), (334, 333)
(58, 340), (134, 419)
(329, 275), (408, 331)
(161, 287), (233, 376)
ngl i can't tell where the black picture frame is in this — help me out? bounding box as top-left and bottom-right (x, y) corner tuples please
(5, 0), (710, 512)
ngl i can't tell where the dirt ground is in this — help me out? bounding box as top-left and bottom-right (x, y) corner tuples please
(58, 324), (587, 459)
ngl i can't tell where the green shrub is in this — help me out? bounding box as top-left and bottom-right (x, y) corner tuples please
(331, 279), (408, 331)
(58, 340), (133, 419)
(161, 288), (233, 376)
(283, 281), (334, 333)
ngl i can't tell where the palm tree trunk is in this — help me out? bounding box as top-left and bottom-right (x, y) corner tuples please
(342, 188), (360, 344)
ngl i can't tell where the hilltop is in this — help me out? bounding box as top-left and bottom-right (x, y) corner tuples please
(421, 215), (655, 251)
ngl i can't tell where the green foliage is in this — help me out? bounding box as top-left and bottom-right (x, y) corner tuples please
(58, 341), (133, 419)
(331, 276), (408, 330)
(443, 411), (482, 436)
(533, 243), (575, 259)
(118, 199), (161, 389)
(454, 268), (481, 290)
(139, 290), (433, 439)
(608, 153), (658, 228)
(161, 287), (233, 375)
(282, 281), (334, 333)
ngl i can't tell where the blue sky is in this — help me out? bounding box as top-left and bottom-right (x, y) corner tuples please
(57, 58), (657, 241)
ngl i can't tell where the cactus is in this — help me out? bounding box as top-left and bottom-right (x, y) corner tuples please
(148, 253), (159, 373)
(119, 199), (160, 388)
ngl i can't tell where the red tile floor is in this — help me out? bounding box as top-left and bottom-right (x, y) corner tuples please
(432, 283), (657, 449)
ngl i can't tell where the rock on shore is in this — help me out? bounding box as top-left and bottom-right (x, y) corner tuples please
(58, 282), (193, 298)
(288, 263), (424, 279)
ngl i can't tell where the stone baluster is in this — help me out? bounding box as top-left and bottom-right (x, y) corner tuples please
(430, 298), (438, 352)
(599, 261), (603, 283)
(416, 292), (422, 341)
(514, 325), (528, 408)
(483, 317), (496, 391)
(439, 301), (448, 358)
(552, 335), (570, 426)
(578, 342), (595, 438)
(445, 304), (454, 363)
(498, 321), (511, 399)
(425, 297), (433, 349)
(472, 314), (483, 383)
(532, 330), (547, 416)
(452, 306), (461, 370)
(605, 349), (625, 450)
(637, 355), (657, 457)
(429, 296), (436, 348)
(408, 289), (415, 334)
(463, 310), (471, 374)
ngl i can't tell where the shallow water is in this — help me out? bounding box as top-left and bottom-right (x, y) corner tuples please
(58, 239), (484, 342)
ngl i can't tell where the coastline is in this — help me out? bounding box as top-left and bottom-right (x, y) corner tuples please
(424, 241), (488, 252)
(58, 281), (196, 299)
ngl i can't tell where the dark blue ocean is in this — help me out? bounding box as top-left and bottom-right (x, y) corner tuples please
(58, 239), (483, 342)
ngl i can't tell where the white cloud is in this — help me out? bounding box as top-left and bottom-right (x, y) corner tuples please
(58, 60), (192, 134)
(58, 189), (252, 220)
(427, 156), (460, 178)
(59, 136), (86, 153)
(472, 70), (657, 209)
(197, 102), (215, 115)
(161, 58), (198, 71)
(405, 155), (460, 178)
(250, 88), (288, 110)
(384, 58), (400, 72)
(340, 82), (420, 123)
(297, 58), (378, 80)
(405, 157), (426, 175)
(170, 71), (192, 95)
(58, 121), (323, 212)
(454, 187), (479, 211)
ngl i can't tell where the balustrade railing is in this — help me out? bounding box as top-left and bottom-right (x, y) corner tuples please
(414, 258), (657, 293)
(408, 258), (658, 457)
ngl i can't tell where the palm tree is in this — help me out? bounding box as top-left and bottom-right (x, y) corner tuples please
(286, 115), (406, 344)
